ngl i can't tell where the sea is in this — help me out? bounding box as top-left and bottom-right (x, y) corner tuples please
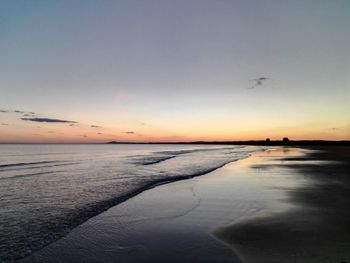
(0, 144), (261, 262)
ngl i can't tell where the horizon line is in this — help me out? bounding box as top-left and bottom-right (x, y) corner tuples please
(0, 139), (349, 145)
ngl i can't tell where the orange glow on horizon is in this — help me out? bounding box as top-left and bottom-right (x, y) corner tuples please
(1, 122), (349, 143)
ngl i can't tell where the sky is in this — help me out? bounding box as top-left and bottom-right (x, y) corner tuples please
(0, 0), (349, 143)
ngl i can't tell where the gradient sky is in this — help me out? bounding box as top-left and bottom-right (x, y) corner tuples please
(0, 0), (349, 143)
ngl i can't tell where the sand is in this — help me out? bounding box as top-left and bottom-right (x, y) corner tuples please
(215, 146), (350, 263)
(19, 146), (350, 263)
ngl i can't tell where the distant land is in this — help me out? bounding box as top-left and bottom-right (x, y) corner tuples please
(107, 139), (350, 146)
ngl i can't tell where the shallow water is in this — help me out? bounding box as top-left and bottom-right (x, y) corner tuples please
(0, 144), (260, 262)
(19, 147), (310, 263)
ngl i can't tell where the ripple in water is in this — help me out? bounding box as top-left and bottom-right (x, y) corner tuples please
(0, 144), (261, 262)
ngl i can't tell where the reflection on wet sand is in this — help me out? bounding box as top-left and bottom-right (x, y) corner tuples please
(215, 146), (350, 263)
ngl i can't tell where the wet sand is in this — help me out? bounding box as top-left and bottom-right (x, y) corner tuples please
(19, 146), (350, 263)
(215, 146), (350, 263)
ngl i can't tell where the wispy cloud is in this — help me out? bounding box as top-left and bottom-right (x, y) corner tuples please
(124, 131), (135, 134)
(248, 77), (270, 89)
(21, 118), (77, 123)
(1, 123), (8, 126)
(0, 109), (36, 115)
(90, 125), (102, 128)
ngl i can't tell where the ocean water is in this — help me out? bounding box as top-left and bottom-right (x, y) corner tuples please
(0, 144), (260, 262)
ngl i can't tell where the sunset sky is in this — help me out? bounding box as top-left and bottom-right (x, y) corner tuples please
(0, 0), (349, 143)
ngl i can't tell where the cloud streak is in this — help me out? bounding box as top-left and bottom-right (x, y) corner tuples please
(0, 109), (36, 115)
(90, 125), (102, 128)
(21, 118), (77, 123)
(248, 77), (270, 89)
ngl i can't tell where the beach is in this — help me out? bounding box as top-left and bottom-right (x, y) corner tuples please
(2, 1), (349, 262)
(17, 145), (350, 263)
(216, 146), (350, 263)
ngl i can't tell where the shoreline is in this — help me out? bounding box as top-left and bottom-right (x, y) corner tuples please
(19, 146), (317, 263)
(17, 146), (350, 262)
(214, 146), (350, 262)
(2, 146), (259, 263)
(8, 147), (260, 262)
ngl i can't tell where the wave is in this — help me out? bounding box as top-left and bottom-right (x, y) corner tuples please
(130, 147), (243, 166)
(128, 149), (194, 165)
(0, 170), (64, 181)
(0, 161), (57, 169)
(152, 146), (243, 156)
(0, 145), (262, 262)
(0, 161), (78, 173)
(129, 153), (177, 165)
